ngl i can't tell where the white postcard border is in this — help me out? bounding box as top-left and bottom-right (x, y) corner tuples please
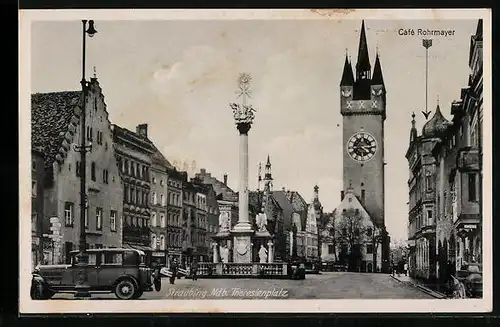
(19, 8), (492, 314)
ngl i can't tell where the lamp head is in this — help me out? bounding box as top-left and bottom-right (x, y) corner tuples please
(86, 20), (97, 37)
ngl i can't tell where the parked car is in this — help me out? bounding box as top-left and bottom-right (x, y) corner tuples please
(31, 248), (158, 300)
(455, 262), (483, 298)
(288, 260), (306, 280)
(304, 260), (321, 274)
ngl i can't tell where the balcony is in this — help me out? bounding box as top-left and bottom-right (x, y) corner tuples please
(458, 148), (480, 172)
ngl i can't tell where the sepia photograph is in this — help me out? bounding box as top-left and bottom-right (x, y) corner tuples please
(19, 9), (491, 313)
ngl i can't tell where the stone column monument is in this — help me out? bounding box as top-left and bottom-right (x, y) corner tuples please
(230, 73), (256, 263)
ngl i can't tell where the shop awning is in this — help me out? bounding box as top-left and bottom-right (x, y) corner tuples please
(123, 243), (154, 251)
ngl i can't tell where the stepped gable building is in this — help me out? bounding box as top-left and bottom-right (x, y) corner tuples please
(112, 123), (155, 252)
(339, 20), (390, 272)
(32, 77), (123, 264)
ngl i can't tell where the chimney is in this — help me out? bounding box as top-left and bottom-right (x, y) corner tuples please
(223, 174), (228, 185)
(136, 124), (148, 138)
(200, 168), (206, 175)
(282, 187), (286, 191)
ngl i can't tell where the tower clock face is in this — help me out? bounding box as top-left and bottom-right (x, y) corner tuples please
(347, 132), (378, 162)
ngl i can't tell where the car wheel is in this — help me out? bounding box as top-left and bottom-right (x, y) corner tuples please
(115, 279), (137, 300)
(132, 289), (144, 299)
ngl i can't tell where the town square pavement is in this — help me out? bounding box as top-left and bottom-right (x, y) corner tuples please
(51, 272), (433, 300)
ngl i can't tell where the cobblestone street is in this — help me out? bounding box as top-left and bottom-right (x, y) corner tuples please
(51, 272), (434, 300)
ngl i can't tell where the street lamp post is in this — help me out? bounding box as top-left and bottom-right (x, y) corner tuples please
(73, 19), (97, 298)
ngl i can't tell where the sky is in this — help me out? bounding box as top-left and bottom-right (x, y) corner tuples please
(30, 18), (479, 243)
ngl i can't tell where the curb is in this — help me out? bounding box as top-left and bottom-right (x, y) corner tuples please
(390, 275), (447, 299)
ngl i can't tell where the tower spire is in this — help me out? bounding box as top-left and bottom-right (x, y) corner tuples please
(356, 20), (371, 80)
(409, 111), (418, 143)
(340, 52), (355, 86)
(371, 51), (384, 85)
(264, 155), (273, 192)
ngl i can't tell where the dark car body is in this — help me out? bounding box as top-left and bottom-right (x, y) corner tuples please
(304, 260), (321, 274)
(456, 263), (483, 298)
(288, 260), (306, 280)
(31, 248), (157, 300)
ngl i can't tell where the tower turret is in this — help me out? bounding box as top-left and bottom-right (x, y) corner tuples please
(356, 20), (371, 81)
(263, 154), (273, 192)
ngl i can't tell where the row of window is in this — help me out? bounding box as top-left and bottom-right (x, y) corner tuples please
(151, 232), (183, 249)
(125, 215), (149, 228)
(326, 243), (374, 254)
(86, 125), (108, 149)
(64, 202), (117, 231)
(117, 156), (150, 181)
(124, 184), (149, 206)
(75, 160), (112, 184)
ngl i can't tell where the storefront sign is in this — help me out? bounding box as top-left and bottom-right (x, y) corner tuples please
(152, 251), (165, 257)
(463, 224), (477, 230)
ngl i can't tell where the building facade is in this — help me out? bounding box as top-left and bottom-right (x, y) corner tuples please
(406, 107), (442, 281)
(339, 21), (389, 272)
(32, 77), (123, 264)
(182, 180), (197, 266)
(324, 187), (382, 272)
(205, 184), (220, 262)
(31, 148), (45, 267)
(149, 146), (172, 266)
(433, 19), (483, 275)
(112, 123), (154, 252)
(192, 179), (209, 262)
(406, 19), (483, 283)
(166, 166), (186, 266)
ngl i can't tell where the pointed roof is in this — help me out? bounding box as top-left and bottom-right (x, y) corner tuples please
(476, 19), (483, 41)
(371, 52), (384, 85)
(271, 190), (295, 231)
(356, 20), (371, 74)
(340, 54), (355, 86)
(266, 154), (271, 167)
(422, 104), (452, 139)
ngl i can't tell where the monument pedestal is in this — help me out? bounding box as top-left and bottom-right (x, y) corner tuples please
(231, 227), (254, 263)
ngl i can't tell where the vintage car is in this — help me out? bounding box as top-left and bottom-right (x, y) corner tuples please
(31, 248), (159, 300)
(452, 262), (483, 299)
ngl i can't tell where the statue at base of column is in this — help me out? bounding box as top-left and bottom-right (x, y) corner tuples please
(258, 244), (268, 263)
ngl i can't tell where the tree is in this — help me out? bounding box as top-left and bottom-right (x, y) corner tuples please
(334, 208), (367, 272)
(370, 225), (386, 272)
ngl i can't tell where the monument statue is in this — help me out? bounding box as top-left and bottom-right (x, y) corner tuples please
(219, 212), (231, 233)
(256, 212), (268, 233)
(220, 245), (230, 263)
(258, 244), (268, 263)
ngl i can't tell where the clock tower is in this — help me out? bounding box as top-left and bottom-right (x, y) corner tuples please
(340, 20), (386, 231)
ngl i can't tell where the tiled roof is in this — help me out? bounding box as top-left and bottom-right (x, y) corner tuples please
(271, 190), (295, 231)
(31, 91), (82, 174)
(151, 144), (173, 169)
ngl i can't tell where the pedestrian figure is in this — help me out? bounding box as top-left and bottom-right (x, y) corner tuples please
(404, 262), (408, 276)
(169, 258), (178, 285)
(446, 260), (455, 295)
(191, 258), (199, 281)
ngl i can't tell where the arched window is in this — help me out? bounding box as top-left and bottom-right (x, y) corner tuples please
(160, 235), (165, 250)
(151, 211), (157, 227)
(160, 213), (165, 228)
(151, 234), (157, 250)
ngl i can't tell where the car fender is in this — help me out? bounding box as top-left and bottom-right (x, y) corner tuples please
(114, 274), (139, 290)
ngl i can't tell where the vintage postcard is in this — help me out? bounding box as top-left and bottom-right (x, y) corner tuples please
(19, 9), (492, 313)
